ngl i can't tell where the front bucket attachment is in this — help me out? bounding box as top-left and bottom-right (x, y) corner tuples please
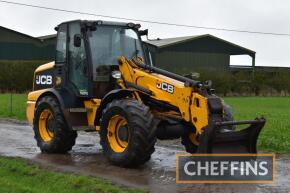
(197, 118), (266, 154)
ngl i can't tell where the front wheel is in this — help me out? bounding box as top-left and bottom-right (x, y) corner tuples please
(181, 132), (199, 154)
(100, 99), (156, 167)
(182, 105), (235, 153)
(33, 96), (77, 153)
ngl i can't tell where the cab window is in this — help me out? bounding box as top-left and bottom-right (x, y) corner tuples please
(68, 23), (88, 96)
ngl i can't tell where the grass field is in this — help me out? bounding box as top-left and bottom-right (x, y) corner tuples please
(0, 93), (27, 120)
(0, 156), (144, 193)
(0, 94), (289, 153)
(224, 97), (290, 153)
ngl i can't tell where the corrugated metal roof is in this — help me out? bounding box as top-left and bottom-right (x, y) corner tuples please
(146, 35), (200, 47)
(146, 34), (255, 55)
(37, 34), (57, 40)
(0, 25), (56, 42)
(0, 26), (41, 42)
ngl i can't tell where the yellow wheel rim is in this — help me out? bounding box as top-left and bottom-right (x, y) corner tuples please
(107, 115), (130, 153)
(38, 109), (54, 142)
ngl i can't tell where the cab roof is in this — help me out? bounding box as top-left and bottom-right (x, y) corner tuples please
(56, 20), (141, 31)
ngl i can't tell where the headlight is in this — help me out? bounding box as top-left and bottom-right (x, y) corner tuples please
(111, 71), (122, 79)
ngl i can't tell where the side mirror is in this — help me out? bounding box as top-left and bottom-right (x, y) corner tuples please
(74, 34), (82, 47)
(139, 29), (148, 36)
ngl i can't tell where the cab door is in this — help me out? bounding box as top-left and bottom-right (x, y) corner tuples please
(68, 22), (89, 96)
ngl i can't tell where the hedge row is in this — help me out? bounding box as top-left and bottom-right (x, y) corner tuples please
(0, 60), (49, 93)
(1, 61), (290, 96)
(194, 70), (290, 96)
(156, 66), (290, 96)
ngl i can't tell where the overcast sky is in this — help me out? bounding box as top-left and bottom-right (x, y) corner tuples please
(0, 0), (290, 67)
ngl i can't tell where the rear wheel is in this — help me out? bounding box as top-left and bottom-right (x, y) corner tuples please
(33, 96), (77, 153)
(100, 99), (156, 167)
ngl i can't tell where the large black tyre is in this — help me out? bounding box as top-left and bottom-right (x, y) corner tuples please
(181, 133), (198, 154)
(33, 96), (77, 153)
(181, 105), (235, 153)
(222, 104), (235, 130)
(100, 99), (156, 167)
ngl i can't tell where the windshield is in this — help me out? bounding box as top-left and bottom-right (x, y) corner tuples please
(88, 26), (144, 78)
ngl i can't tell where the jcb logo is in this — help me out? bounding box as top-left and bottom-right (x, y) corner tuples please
(36, 75), (52, 85)
(157, 82), (174, 94)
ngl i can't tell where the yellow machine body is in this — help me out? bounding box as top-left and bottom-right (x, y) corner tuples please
(27, 58), (208, 136)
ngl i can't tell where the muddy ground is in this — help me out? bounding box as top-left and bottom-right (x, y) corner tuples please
(0, 120), (289, 193)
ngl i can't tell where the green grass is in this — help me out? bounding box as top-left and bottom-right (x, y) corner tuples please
(0, 156), (145, 193)
(0, 93), (27, 120)
(0, 94), (289, 153)
(224, 97), (290, 153)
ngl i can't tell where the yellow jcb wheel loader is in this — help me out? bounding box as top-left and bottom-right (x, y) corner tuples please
(26, 20), (265, 167)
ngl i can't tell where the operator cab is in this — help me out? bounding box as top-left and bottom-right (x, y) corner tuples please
(54, 20), (149, 98)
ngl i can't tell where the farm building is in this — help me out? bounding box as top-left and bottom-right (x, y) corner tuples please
(0, 25), (256, 69)
(0, 25), (256, 72)
(0, 26), (56, 92)
(0, 26), (55, 61)
(145, 34), (256, 74)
